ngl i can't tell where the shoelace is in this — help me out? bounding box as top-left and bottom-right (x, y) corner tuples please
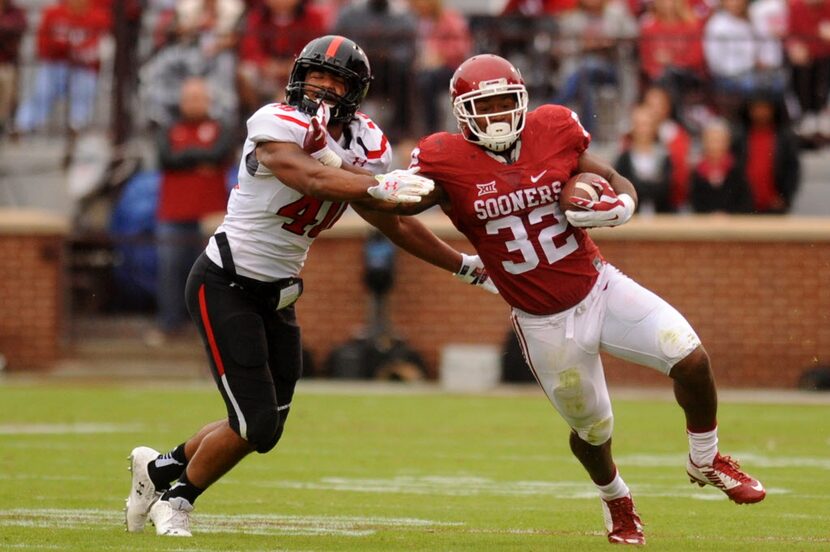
(713, 455), (752, 484)
(607, 497), (642, 533)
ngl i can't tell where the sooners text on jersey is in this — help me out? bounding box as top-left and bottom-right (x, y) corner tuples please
(411, 105), (603, 315)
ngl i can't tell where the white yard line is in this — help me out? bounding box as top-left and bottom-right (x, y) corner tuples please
(0, 423), (143, 435)
(228, 474), (792, 500)
(0, 509), (462, 538)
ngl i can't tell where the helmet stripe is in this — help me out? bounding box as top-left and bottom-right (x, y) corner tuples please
(325, 35), (345, 58)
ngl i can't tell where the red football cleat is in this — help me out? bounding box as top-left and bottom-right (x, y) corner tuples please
(601, 494), (645, 545)
(687, 453), (766, 504)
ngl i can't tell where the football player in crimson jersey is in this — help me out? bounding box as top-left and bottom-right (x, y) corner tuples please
(123, 35), (495, 538)
(392, 54), (765, 545)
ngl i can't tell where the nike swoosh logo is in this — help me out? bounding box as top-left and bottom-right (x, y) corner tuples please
(751, 482), (764, 491)
(530, 170), (547, 183)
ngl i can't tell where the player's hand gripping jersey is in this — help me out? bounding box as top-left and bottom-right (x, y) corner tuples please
(205, 103), (392, 281)
(410, 105), (603, 315)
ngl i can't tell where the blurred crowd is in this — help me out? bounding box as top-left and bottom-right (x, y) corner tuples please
(1, 0), (827, 214)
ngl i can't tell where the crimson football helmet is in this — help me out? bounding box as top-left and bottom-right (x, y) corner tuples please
(450, 54), (528, 152)
(285, 35), (372, 123)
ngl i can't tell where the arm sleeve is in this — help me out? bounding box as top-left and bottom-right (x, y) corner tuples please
(156, 125), (176, 168)
(690, 171), (709, 213)
(554, 105), (592, 154)
(703, 18), (729, 76)
(351, 115), (394, 174)
(246, 107), (307, 145)
(727, 169), (754, 213)
(159, 122), (235, 169)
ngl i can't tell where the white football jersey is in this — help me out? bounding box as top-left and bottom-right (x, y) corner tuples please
(205, 103), (392, 281)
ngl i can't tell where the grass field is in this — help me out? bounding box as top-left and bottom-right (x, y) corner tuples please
(0, 380), (828, 551)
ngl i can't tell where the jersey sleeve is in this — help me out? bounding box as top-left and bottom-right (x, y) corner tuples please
(408, 133), (453, 180)
(537, 104), (591, 155)
(246, 104), (308, 145)
(352, 113), (393, 174)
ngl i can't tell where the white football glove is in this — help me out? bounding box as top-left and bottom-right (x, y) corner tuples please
(565, 177), (636, 228)
(454, 253), (499, 294)
(369, 167), (434, 203)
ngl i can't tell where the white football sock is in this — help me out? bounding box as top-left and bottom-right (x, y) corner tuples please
(596, 469), (630, 501)
(688, 426), (719, 466)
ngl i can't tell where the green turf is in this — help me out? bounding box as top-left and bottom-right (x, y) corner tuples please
(0, 381), (828, 551)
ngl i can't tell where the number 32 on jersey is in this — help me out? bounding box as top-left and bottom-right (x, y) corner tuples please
(487, 203), (577, 275)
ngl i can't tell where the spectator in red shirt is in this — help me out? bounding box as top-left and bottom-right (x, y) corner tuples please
(691, 118), (753, 213)
(732, 94), (801, 213)
(0, 0), (25, 135)
(638, 0), (706, 103)
(409, 0), (472, 134)
(14, 0), (111, 135)
(148, 77), (233, 344)
(237, 0), (328, 115)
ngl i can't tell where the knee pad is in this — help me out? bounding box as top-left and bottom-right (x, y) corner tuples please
(575, 414), (614, 446)
(246, 407), (283, 453)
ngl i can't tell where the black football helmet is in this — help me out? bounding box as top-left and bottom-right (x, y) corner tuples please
(285, 35), (372, 123)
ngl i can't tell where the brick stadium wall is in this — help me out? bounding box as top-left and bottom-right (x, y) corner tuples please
(299, 215), (830, 388)
(0, 210), (69, 371)
(2, 210), (828, 388)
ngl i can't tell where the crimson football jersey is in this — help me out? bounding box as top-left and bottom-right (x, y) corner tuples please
(410, 104), (604, 315)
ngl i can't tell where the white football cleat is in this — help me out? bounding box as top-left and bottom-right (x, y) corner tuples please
(149, 497), (193, 537)
(125, 446), (161, 532)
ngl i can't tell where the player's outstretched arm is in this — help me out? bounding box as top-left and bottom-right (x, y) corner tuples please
(353, 201), (459, 272)
(256, 141), (433, 204)
(354, 203), (499, 294)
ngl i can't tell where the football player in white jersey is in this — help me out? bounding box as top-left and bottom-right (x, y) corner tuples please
(124, 35), (494, 537)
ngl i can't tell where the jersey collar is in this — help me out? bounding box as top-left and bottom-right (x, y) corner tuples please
(483, 139), (521, 165)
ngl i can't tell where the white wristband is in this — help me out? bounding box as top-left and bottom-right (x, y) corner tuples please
(456, 253), (477, 275)
(618, 193), (636, 223)
(312, 147), (342, 168)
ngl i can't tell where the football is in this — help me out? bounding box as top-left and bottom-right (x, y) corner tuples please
(559, 172), (607, 211)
